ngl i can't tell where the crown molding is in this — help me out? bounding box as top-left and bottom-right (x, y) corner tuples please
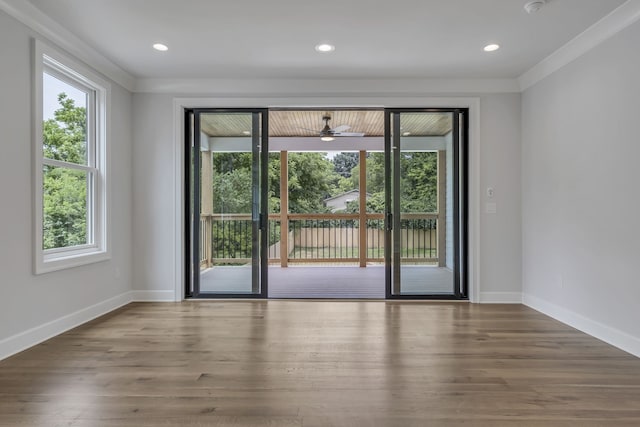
(0, 0), (135, 91)
(134, 77), (519, 95)
(518, 0), (640, 91)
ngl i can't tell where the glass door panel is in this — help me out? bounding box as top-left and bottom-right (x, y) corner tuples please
(191, 110), (268, 297)
(386, 110), (466, 298)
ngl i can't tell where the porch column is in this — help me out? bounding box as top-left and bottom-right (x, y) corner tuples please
(201, 150), (213, 268)
(359, 150), (367, 267)
(437, 150), (446, 267)
(280, 151), (289, 267)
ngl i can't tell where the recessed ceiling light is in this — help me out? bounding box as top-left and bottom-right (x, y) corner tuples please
(483, 44), (500, 52)
(402, 131), (411, 136)
(153, 43), (168, 51)
(315, 43), (335, 53)
(242, 131), (251, 135)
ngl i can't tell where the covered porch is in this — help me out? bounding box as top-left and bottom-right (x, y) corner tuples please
(195, 110), (457, 298)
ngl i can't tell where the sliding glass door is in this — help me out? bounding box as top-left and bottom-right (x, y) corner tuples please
(385, 109), (467, 298)
(185, 107), (466, 300)
(187, 109), (269, 298)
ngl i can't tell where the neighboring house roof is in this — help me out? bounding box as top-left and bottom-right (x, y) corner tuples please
(323, 189), (362, 203)
(324, 190), (370, 212)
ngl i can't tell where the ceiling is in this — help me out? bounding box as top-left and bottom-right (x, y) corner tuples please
(26, 0), (626, 80)
(200, 110), (453, 138)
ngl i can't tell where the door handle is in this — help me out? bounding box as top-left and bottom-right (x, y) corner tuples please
(386, 212), (393, 231)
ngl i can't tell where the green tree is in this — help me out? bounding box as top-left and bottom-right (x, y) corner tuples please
(42, 94), (88, 249)
(400, 152), (437, 212)
(332, 152), (359, 178)
(43, 94), (87, 163)
(211, 152), (339, 214)
(208, 152), (339, 257)
(267, 153), (282, 213)
(365, 152), (385, 194)
(344, 151), (438, 214)
(287, 153), (339, 213)
(211, 152), (252, 175)
(204, 148), (440, 256)
(266, 153), (339, 214)
(213, 167), (253, 214)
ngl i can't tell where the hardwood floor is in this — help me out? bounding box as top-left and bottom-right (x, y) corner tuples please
(1, 301), (640, 426)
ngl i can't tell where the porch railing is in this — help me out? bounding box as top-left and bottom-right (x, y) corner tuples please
(200, 212), (441, 267)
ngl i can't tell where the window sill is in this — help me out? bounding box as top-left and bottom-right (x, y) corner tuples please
(35, 249), (111, 275)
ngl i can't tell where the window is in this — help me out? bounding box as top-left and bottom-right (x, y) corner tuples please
(34, 41), (110, 273)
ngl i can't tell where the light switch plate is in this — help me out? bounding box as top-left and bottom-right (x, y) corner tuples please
(487, 187), (495, 198)
(485, 202), (497, 214)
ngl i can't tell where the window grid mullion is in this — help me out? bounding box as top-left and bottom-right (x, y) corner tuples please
(42, 158), (97, 173)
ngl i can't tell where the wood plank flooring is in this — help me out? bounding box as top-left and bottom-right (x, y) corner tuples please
(1, 301), (640, 426)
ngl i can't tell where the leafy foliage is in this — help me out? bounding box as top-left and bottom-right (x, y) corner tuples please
(287, 153), (339, 213)
(43, 94), (87, 164)
(400, 152), (437, 212)
(332, 152), (359, 178)
(42, 94), (88, 250)
(342, 151), (438, 213)
(206, 149), (437, 216)
(204, 145), (440, 257)
(209, 152), (342, 258)
(213, 165), (253, 214)
(210, 152), (341, 214)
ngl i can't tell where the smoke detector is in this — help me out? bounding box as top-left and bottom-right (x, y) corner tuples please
(524, 1), (546, 14)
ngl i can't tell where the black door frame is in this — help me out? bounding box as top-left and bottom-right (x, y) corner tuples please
(185, 108), (269, 299)
(185, 107), (467, 300)
(384, 108), (468, 300)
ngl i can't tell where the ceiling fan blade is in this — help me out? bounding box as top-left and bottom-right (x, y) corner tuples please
(297, 127), (320, 134)
(333, 132), (365, 137)
(330, 124), (351, 133)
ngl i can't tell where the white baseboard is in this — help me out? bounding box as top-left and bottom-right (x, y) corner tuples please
(0, 291), (133, 361)
(523, 293), (640, 358)
(131, 290), (176, 302)
(479, 292), (522, 303)
(0, 289), (176, 361)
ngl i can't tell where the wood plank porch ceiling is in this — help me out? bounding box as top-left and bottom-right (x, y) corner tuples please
(200, 110), (453, 138)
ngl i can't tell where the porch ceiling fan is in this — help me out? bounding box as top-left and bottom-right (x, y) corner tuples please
(304, 115), (365, 140)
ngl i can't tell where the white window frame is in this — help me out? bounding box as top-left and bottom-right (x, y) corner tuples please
(33, 40), (111, 274)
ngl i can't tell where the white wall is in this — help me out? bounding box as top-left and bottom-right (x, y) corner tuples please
(479, 94), (522, 302)
(131, 92), (522, 302)
(0, 10), (133, 358)
(132, 94), (176, 297)
(522, 19), (640, 355)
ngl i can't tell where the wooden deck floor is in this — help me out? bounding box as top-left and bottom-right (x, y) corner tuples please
(1, 301), (640, 426)
(200, 265), (454, 297)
